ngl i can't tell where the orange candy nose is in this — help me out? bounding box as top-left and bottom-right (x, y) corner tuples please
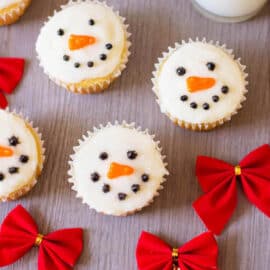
(107, 162), (134, 179)
(187, 76), (216, 93)
(68, 34), (96, 51)
(0, 145), (13, 157)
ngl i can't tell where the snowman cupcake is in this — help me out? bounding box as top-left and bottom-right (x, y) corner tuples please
(36, 0), (131, 94)
(153, 39), (248, 131)
(0, 110), (45, 201)
(68, 122), (169, 216)
(0, 0), (31, 26)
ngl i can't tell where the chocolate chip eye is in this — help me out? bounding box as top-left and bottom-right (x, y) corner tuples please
(87, 61), (94, 68)
(9, 167), (19, 174)
(206, 62), (216, 71)
(100, 54), (107, 61)
(99, 152), (108, 160)
(20, 155), (29, 163)
(106, 43), (113, 50)
(89, 19), (95, 25)
(74, 62), (80, 68)
(102, 184), (110, 193)
(176, 67), (186, 76)
(118, 193), (127, 201)
(180, 95), (188, 102)
(57, 29), (64, 36)
(9, 136), (19, 146)
(221, 86), (229, 94)
(91, 172), (100, 182)
(141, 174), (149, 182)
(127, 151), (137, 160)
(0, 173), (4, 181)
(63, 55), (70, 61)
(131, 184), (140, 193)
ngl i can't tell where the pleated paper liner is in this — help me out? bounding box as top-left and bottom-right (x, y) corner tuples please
(0, 0), (31, 26)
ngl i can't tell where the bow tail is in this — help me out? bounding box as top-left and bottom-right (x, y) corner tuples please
(136, 231), (173, 270)
(0, 92), (8, 109)
(193, 179), (237, 235)
(0, 236), (35, 266)
(38, 246), (73, 270)
(38, 228), (83, 270)
(241, 173), (270, 218)
(178, 232), (218, 270)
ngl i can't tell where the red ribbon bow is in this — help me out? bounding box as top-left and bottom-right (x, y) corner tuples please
(136, 231), (219, 270)
(0, 205), (83, 270)
(193, 144), (270, 235)
(0, 57), (25, 109)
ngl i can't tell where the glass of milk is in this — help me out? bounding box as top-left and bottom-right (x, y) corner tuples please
(192, 0), (268, 23)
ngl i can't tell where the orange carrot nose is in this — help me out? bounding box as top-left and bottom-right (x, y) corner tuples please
(0, 145), (13, 157)
(187, 76), (216, 93)
(68, 34), (96, 51)
(107, 162), (134, 179)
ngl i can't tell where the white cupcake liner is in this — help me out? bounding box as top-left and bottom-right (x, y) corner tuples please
(68, 121), (169, 216)
(36, 0), (131, 94)
(152, 37), (249, 131)
(0, 0), (31, 26)
(0, 108), (45, 202)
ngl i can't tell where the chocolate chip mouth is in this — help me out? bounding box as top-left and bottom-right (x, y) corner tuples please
(179, 85), (230, 111)
(90, 171), (150, 201)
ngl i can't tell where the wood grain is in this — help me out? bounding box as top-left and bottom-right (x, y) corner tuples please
(0, 0), (270, 269)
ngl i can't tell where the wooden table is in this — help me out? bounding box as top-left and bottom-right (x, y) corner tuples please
(1, 1), (270, 269)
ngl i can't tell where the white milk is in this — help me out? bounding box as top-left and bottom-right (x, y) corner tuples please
(194, 0), (267, 18)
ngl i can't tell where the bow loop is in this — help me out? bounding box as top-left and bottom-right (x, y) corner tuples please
(0, 57), (24, 109)
(178, 232), (219, 270)
(0, 205), (83, 270)
(196, 156), (235, 193)
(38, 228), (84, 270)
(136, 231), (218, 270)
(136, 231), (173, 270)
(193, 145), (270, 235)
(0, 205), (37, 266)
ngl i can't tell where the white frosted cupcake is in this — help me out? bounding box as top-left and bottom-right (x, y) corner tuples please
(68, 122), (169, 216)
(36, 0), (131, 94)
(0, 0), (31, 26)
(0, 109), (45, 201)
(153, 39), (248, 131)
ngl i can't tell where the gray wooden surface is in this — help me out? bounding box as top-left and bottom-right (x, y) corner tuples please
(0, 0), (270, 269)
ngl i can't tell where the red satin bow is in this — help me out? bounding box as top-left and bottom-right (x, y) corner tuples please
(0, 57), (25, 109)
(0, 205), (83, 270)
(193, 144), (270, 235)
(136, 231), (219, 270)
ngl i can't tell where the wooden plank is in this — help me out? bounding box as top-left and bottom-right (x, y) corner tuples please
(0, 0), (269, 269)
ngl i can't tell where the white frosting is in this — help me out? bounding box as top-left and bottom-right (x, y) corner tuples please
(0, 0), (20, 9)
(194, 0), (267, 17)
(70, 124), (168, 216)
(36, 1), (126, 84)
(0, 110), (39, 198)
(155, 42), (247, 124)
